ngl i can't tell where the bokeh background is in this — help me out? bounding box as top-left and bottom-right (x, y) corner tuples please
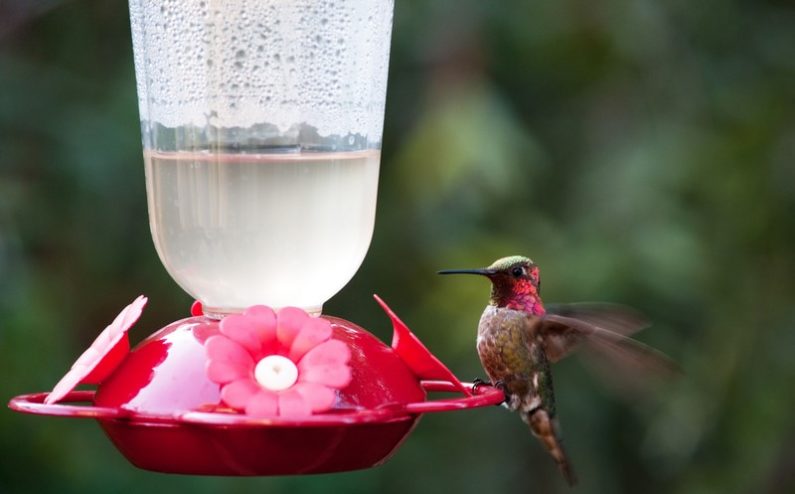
(2, 1), (794, 493)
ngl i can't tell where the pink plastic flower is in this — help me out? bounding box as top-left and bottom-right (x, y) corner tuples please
(45, 295), (147, 404)
(205, 306), (351, 417)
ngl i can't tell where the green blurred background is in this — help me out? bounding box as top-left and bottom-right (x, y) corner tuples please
(2, 0), (794, 493)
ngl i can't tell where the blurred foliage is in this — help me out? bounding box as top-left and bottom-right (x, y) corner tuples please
(2, 0), (795, 493)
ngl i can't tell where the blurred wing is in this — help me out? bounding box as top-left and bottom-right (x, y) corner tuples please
(534, 315), (590, 363)
(538, 313), (680, 379)
(545, 303), (650, 337)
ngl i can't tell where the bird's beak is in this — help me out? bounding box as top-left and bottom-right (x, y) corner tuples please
(437, 268), (497, 277)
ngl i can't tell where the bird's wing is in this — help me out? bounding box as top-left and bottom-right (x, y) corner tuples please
(539, 303), (649, 361)
(544, 302), (650, 337)
(537, 312), (679, 378)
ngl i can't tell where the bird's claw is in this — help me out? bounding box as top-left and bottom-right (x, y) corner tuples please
(472, 378), (509, 405)
(471, 377), (490, 393)
(492, 380), (511, 404)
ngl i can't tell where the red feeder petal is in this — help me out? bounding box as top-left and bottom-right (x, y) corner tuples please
(45, 295), (147, 404)
(373, 294), (472, 397)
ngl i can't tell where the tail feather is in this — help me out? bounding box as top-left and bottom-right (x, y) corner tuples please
(525, 408), (578, 486)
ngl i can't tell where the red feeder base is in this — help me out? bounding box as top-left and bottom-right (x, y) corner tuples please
(9, 304), (504, 476)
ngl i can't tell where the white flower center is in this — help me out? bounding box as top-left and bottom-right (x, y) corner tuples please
(254, 355), (298, 391)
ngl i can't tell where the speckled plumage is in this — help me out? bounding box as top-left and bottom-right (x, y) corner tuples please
(477, 306), (552, 414)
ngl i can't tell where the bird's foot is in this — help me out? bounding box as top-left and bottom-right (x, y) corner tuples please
(471, 377), (491, 393)
(471, 378), (509, 405)
(492, 380), (511, 404)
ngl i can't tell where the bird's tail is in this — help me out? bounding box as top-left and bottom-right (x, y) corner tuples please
(523, 408), (577, 486)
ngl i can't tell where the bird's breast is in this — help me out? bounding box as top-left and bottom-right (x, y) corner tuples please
(476, 306), (539, 385)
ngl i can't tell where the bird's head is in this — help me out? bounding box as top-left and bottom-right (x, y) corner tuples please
(439, 255), (544, 315)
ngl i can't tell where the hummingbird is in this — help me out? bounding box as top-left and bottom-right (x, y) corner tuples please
(439, 255), (677, 486)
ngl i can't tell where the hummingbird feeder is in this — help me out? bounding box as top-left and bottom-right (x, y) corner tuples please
(8, 0), (504, 476)
(10, 296), (503, 475)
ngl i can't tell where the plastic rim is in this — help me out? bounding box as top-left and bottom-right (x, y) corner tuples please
(8, 381), (505, 426)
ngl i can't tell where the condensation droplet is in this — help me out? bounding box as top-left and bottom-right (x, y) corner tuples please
(135, 0), (392, 138)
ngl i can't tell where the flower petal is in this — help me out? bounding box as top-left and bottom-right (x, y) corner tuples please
(245, 306), (278, 354)
(44, 369), (83, 405)
(205, 335), (254, 366)
(220, 314), (265, 355)
(245, 390), (278, 417)
(110, 295), (147, 338)
(276, 307), (310, 348)
(277, 388), (312, 417)
(45, 296), (147, 403)
(73, 346), (102, 368)
(293, 382), (337, 412)
(206, 359), (251, 383)
(298, 340), (351, 389)
(298, 363), (352, 388)
(245, 305), (277, 321)
(298, 340), (352, 387)
(299, 339), (351, 367)
(374, 294), (472, 396)
(289, 317), (332, 362)
(221, 379), (261, 410)
(82, 336), (130, 384)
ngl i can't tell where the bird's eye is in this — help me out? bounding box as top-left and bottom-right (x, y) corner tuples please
(511, 267), (524, 278)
